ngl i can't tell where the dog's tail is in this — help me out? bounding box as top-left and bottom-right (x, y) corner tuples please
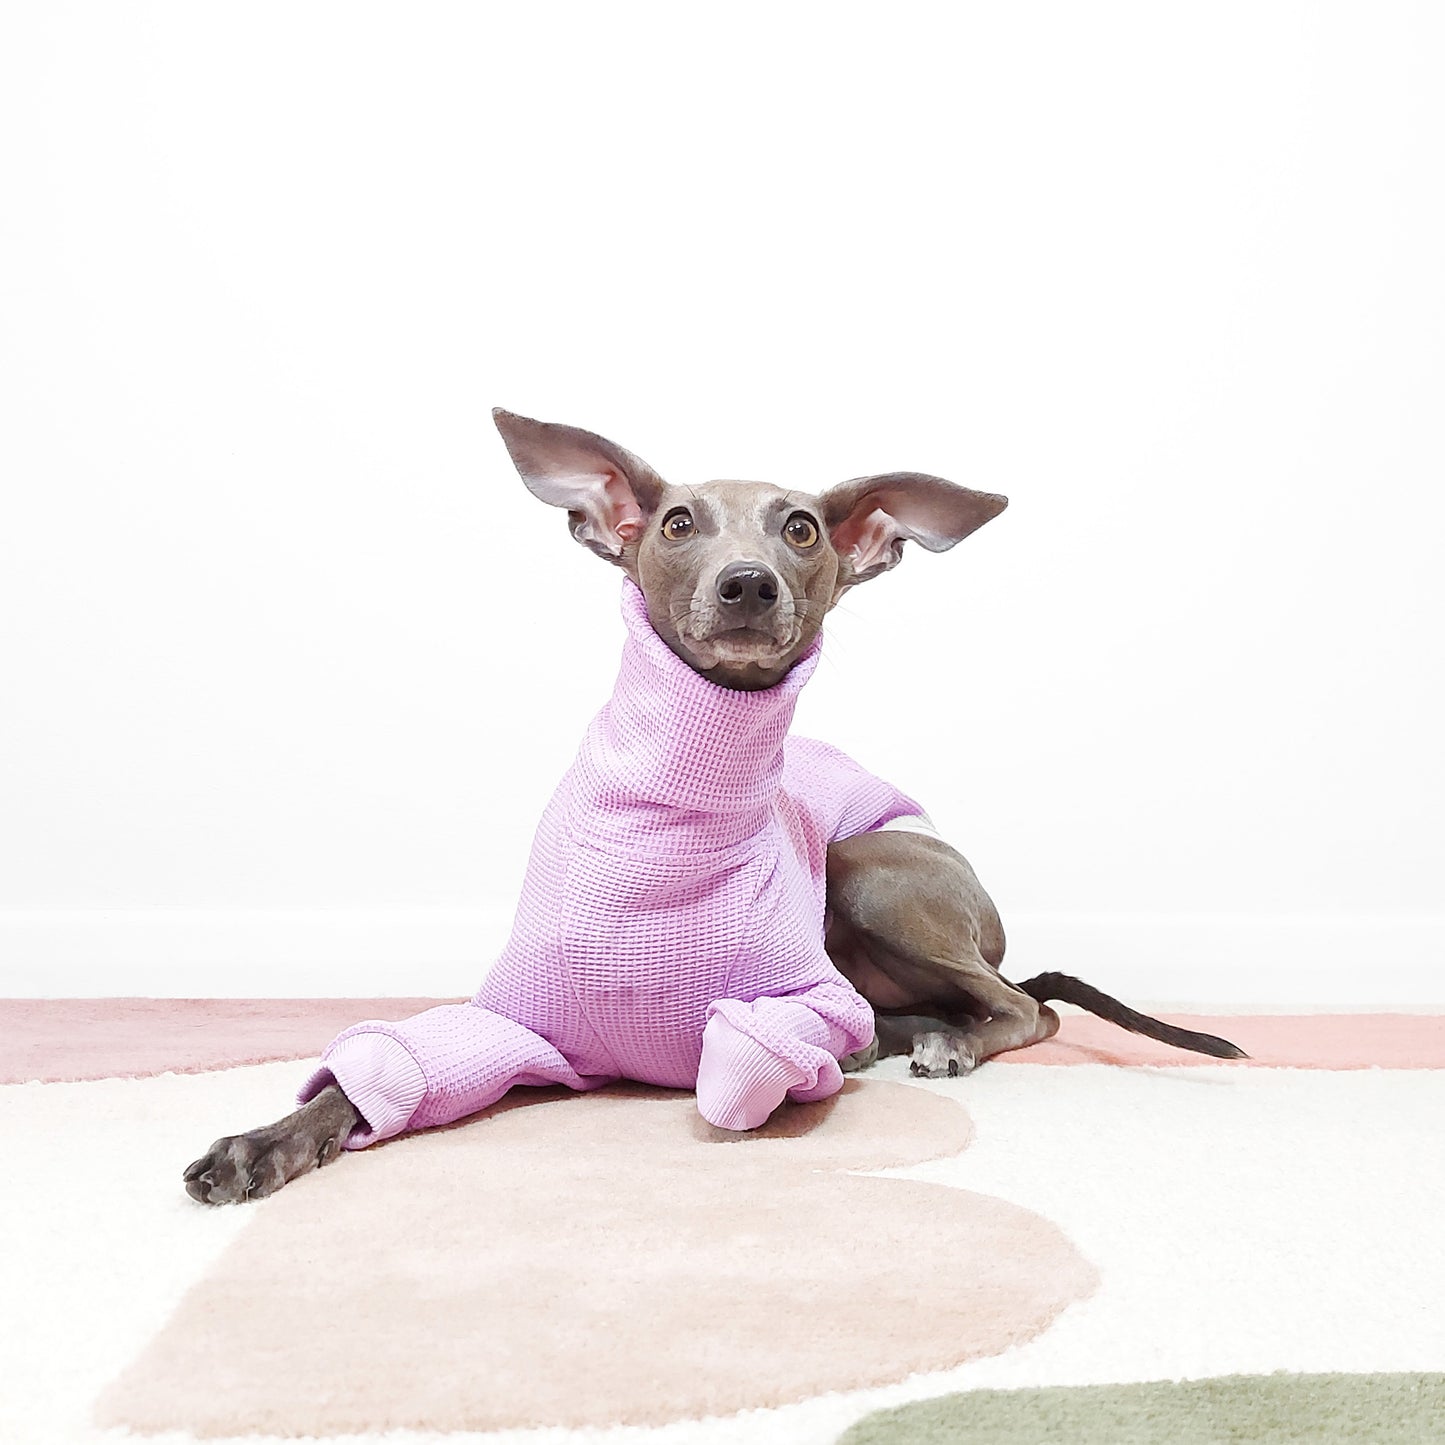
(1016, 971), (1248, 1060)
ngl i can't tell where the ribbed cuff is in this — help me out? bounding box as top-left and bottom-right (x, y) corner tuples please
(296, 1030), (428, 1149)
(706, 994), (851, 1063)
(695, 1013), (804, 1130)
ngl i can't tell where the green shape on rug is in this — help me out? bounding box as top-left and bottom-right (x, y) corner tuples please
(837, 1372), (1445, 1444)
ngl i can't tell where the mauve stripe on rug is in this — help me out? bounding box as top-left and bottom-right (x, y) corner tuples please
(996, 1012), (1445, 1071)
(2, 999), (1441, 1084)
(0, 997), (462, 1084)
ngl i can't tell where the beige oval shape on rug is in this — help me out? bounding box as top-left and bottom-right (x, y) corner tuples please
(97, 1079), (1096, 1436)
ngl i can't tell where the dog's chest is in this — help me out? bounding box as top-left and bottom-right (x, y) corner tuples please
(558, 831), (826, 1001)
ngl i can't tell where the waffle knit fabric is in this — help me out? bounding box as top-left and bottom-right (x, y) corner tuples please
(300, 579), (921, 1142)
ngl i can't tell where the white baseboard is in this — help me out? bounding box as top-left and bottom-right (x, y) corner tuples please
(1001, 912), (1445, 1009)
(0, 908), (515, 998)
(1, 908), (1441, 1006)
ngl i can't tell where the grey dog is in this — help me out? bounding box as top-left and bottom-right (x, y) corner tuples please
(184, 410), (1242, 1205)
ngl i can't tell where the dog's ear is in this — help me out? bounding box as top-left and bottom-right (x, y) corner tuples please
(820, 473), (1007, 588)
(492, 409), (666, 564)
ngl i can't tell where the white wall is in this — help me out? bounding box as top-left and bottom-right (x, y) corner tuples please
(2, 2), (1442, 1002)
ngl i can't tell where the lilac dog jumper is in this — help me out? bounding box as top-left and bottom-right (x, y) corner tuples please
(300, 579), (921, 1143)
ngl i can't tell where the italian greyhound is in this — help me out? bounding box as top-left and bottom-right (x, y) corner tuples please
(184, 410), (1243, 1205)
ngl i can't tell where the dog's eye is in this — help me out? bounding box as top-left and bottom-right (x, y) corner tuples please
(662, 509), (695, 541)
(784, 513), (820, 550)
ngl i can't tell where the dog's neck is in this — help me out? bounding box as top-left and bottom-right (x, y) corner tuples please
(566, 580), (823, 854)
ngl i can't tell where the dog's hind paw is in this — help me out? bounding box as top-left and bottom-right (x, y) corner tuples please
(908, 1032), (978, 1080)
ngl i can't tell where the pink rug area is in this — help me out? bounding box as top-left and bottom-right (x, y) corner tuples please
(94, 1078), (1097, 1436)
(3, 999), (1441, 1084)
(1002, 1012), (1445, 1070)
(0, 997), (462, 1084)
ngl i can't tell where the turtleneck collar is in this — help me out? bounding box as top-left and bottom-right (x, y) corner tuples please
(567, 579), (823, 853)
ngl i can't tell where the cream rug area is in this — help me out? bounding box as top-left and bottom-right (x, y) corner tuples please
(1, 1017), (1443, 1443)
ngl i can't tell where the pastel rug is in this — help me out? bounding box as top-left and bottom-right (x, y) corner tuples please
(2, 1000), (1443, 1444)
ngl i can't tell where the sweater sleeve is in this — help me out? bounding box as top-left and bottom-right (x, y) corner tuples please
(297, 1002), (610, 1148)
(694, 979), (874, 1130)
(781, 736), (923, 844)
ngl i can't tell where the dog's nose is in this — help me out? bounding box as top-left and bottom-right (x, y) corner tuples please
(715, 563), (780, 617)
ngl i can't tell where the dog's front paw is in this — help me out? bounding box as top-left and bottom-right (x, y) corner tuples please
(840, 1038), (880, 1073)
(908, 1032), (978, 1080)
(183, 1126), (338, 1206)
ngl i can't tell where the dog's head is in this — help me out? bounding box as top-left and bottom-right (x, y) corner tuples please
(493, 408), (1007, 691)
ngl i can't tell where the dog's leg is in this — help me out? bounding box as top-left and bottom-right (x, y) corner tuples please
(870, 952), (1059, 1076)
(827, 827), (1243, 1066)
(873, 1009), (1060, 1078)
(184, 1084), (359, 1205)
(827, 829), (1061, 1072)
(840, 1036), (880, 1073)
(186, 1002), (621, 1204)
